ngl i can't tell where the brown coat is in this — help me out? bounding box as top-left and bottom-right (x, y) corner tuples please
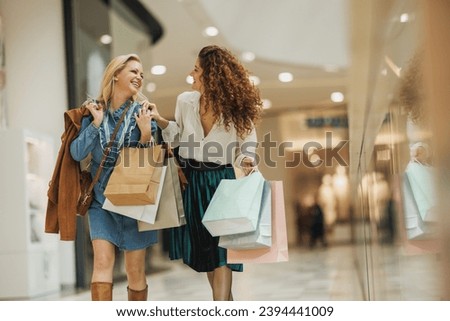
(45, 107), (90, 241)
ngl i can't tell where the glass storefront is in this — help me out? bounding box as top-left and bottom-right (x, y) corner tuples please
(351, 0), (448, 300)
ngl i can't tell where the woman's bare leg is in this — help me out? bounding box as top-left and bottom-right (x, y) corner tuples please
(90, 240), (115, 300)
(210, 265), (233, 301)
(91, 239), (115, 283)
(124, 248), (148, 291)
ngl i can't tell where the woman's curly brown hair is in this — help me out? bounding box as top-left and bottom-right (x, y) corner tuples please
(198, 45), (263, 138)
(398, 49), (426, 124)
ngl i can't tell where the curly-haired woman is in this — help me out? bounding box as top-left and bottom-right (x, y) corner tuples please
(151, 45), (263, 300)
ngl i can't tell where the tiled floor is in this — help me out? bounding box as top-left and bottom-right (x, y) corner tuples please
(41, 243), (364, 301)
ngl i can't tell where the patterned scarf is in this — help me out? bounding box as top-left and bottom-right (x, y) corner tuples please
(99, 100), (139, 167)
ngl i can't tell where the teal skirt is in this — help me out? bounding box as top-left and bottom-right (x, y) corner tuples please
(169, 159), (243, 273)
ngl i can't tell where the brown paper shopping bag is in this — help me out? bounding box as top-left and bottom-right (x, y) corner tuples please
(227, 180), (289, 263)
(104, 145), (164, 205)
(102, 166), (166, 223)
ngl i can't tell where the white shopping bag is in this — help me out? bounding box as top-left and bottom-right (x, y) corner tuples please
(138, 157), (186, 231)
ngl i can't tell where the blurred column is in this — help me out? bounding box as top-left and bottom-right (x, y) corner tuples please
(422, 0), (450, 300)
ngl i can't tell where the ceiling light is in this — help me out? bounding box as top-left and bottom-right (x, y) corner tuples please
(330, 92), (344, 103)
(146, 82), (156, 93)
(242, 51), (256, 62)
(262, 99), (272, 109)
(186, 75), (194, 84)
(151, 65), (166, 75)
(400, 13), (409, 23)
(249, 75), (260, 86)
(99, 34), (112, 45)
(203, 26), (219, 37)
(278, 72), (293, 83)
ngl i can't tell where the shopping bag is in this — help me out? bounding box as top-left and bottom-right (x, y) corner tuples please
(402, 174), (436, 240)
(405, 162), (438, 222)
(227, 180), (289, 263)
(202, 171), (265, 236)
(104, 145), (164, 205)
(138, 157), (186, 231)
(219, 180), (272, 249)
(102, 166), (167, 224)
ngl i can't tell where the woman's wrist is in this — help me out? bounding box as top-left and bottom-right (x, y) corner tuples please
(138, 139), (153, 147)
(91, 121), (101, 129)
(155, 116), (169, 129)
(139, 132), (152, 145)
(240, 156), (255, 167)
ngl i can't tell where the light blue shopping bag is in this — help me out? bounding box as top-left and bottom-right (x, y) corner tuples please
(219, 180), (272, 249)
(402, 174), (436, 240)
(405, 162), (438, 222)
(202, 171), (265, 236)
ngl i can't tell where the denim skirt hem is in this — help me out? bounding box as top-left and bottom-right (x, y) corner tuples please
(88, 199), (158, 251)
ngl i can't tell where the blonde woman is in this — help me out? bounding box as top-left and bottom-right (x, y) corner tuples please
(70, 54), (157, 301)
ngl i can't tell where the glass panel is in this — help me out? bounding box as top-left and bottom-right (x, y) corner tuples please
(354, 0), (442, 299)
(67, 0), (156, 107)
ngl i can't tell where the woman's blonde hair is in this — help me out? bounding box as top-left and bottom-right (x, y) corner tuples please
(96, 53), (141, 107)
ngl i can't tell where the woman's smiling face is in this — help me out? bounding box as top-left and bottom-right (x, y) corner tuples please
(189, 58), (204, 93)
(115, 59), (144, 96)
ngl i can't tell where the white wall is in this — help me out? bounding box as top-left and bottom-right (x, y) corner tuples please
(0, 0), (75, 286)
(1, 0), (66, 137)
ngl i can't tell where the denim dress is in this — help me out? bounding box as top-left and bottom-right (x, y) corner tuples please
(70, 100), (158, 250)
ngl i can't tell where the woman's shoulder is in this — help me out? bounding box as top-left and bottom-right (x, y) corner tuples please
(64, 106), (91, 126)
(177, 91), (200, 104)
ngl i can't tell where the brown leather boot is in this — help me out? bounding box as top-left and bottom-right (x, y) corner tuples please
(127, 285), (148, 301)
(91, 282), (113, 301)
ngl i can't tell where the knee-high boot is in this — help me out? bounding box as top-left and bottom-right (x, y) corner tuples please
(91, 282), (113, 301)
(127, 285), (148, 301)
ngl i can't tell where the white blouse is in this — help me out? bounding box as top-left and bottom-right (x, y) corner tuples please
(161, 91), (257, 167)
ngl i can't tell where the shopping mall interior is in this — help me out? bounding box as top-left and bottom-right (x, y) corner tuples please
(0, 0), (449, 301)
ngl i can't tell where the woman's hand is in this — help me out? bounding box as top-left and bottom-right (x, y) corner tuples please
(139, 100), (156, 114)
(178, 167), (189, 191)
(139, 99), (169, 129)
(135, 103), (154, 144)
(241, 156), (257, 176)
(84, 100), (104, 128)
(145, 101), (161, 122)
(145, 101), (169, 129)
